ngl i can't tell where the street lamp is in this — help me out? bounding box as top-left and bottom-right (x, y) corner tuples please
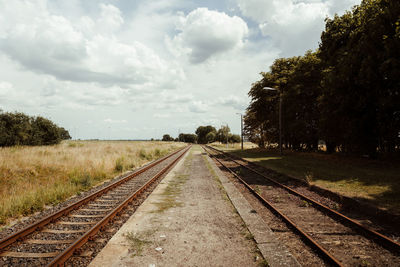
(263, 87), (282, 156)
(236, 113), (244, 150)
(221, 123), (229, 149)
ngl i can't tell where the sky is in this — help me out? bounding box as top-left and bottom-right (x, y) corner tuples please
(0, 0), (361, 140)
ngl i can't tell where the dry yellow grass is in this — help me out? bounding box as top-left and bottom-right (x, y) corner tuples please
(0, 140), (186, 225)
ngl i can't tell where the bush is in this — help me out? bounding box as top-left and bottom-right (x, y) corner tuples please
(115, 157), (125, 172)
(0, 110), (71, 147)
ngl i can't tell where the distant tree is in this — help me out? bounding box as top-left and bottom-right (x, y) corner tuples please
(162, 134), (174, 141)
(195, 125), (217, 144)
(229, 134), (241, 143)
(31, 116), (61, 145)
(186, 134), (197, 143)
(178, 133), (185, 142)
(59, 127), (71, 140)
(0, 110), (70, 147)
(205, 132), (216, 143)
(216, 125), (231, 144)
(179, 133), (197, 143)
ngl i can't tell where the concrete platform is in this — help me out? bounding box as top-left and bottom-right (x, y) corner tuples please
(89, 146), (299, 267)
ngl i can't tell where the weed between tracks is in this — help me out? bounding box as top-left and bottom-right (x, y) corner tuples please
(0, 141), (185, 226)
(152, 150), (191, 213)
(153, 174), (188, 212)
(124, 231), (153, 257)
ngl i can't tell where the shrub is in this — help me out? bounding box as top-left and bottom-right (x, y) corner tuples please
(115, 157), (125, 172)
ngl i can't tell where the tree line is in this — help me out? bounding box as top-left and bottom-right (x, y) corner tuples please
(162, 125), (241, 144)
(244, 0), (399, 157)
(0, 110), (71, 147)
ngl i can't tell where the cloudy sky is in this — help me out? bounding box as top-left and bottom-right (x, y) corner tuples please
(0, 0), (360, 140)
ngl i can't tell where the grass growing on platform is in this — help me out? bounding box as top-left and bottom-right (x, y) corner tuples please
(0, 141), (185, 226)
(212, 144), (400, 214)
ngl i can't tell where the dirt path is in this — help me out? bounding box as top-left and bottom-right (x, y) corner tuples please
(89, 146), (263, 267)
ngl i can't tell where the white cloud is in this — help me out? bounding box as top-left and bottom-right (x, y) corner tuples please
(153, 113), (171, 118)
(0, 1), (183, 88)
(0, 0), (361, 139)
(104, 118), (127, 124)
(169, 8), (248, 63)
(215, 95), (248, 110)
(189, 100), (208, 113)
(0, 81), (14, 102)
(97, 3), (124, 33)
(0, 81), (13, 92)
(237, 0), (360, 56)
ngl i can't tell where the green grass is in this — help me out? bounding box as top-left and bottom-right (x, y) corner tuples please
(213, 146), (400, 214)
(152, 150), (191, 213)
(124, 231), (152, 257)
(153, 173), (188, 212)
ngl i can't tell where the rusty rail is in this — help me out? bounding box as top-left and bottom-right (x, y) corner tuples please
(205, 145), (400, 254)
(48, 145), (190, 266)
(202, 145), (343, 266)
(0, 145), (189, 252)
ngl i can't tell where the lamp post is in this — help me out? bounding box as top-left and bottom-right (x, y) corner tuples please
(221, 123), (229, 149)
(263, 87), (282, 156)
(236, 113), (243, 150)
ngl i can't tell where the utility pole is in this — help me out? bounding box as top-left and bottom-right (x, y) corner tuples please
(226, 124), (228, 149)
(279, 95), (282, 156)
(236, 113), (244, 150)
(241, 114), (243, 150)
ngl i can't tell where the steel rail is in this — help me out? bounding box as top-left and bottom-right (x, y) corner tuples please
(202, 145), (343, 266)
(0, 145), (188, 251)
(205, 145), (400, 253)
(48, 145), (191, 266)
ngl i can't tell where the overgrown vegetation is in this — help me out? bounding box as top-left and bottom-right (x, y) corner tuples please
(0, 141), (185, 225)
(245, 0), (400, 157)
(124, 231), (152, 257)
(0, 110), (71, 147)
(153, 173), (189, 213)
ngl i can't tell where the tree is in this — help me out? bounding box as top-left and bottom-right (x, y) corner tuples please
(0, 110), (70, 147)
(216, 125), (231, 144)
(205, 132), (216, 143)
(195, 125), (217, 144)
(162, 134), (174, 141)
(244, 0), (400, 156)
(178, 133), (197, 143)
(229, 134), (241, 143)
(319, 0), (400, 155)
(59, 127), (71, 140)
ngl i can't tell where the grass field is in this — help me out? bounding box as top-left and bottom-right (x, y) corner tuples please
(0, 140), (186, 225)
(211, 143), (400, 214)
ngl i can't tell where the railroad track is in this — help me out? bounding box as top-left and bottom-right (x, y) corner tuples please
(0, 145), (190, 266)
(203, 145), (400, 266)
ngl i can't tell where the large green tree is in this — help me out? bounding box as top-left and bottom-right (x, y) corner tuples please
(0, 111), (70, 147)
(319, 0), (400, 155)
(245, 53), (321, 150)
(245, 0), (399, 156)
(195, 125), (217, 144)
